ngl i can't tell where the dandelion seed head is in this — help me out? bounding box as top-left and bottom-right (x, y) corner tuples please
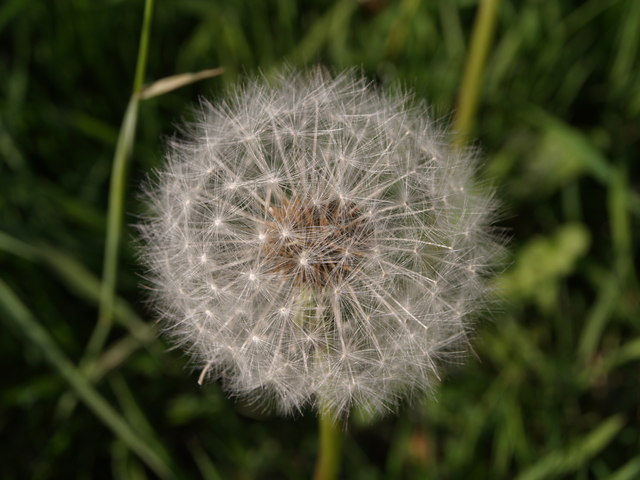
(138, 68), (503, 418)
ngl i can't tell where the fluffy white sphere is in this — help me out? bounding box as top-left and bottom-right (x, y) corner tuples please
(139, 69), (501, 417)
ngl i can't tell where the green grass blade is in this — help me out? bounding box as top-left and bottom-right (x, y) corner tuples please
(139, 67), (224, 100)
(285, 0), (358, 65)
(454, 0), (502, 144)
(515, 415), (624, 480)
(602, 338), (640, 371)
(0, 0), (30, 33)
(133, 0), (154, 94)
(110, 374), (176, 471)
(608, 167), (634, 278)
(92, 0), (155, 363)
(0, 278), (173, 479)
(578, 273), (620, 361)
(0, 231), (156, 348)
(90, 97), (141, 360)
(189, 440), (224, 480)
(607, 457), (640, 480)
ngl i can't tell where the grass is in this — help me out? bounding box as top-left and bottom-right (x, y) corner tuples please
(1, 0), (639, 478)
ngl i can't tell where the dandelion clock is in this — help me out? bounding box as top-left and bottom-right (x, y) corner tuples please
(138, 68), (502, 478)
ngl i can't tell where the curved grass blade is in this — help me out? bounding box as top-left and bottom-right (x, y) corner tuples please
(90, 0), (155, 364)
(515, 416), (624, 480)
(0, 278), (174, 479)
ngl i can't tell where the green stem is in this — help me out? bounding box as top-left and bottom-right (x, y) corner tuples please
(454, 0), (502, 145)
(133, 0), (154, 95)
(313, 409), (343, 480)
(89, 0), (155, 362)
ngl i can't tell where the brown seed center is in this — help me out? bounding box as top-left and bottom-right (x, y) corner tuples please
(261, 196), (373, 288)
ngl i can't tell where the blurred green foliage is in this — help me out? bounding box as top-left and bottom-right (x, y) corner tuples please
(1, 0), (639, 478)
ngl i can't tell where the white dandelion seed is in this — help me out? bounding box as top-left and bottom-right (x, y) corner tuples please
(138, 68), (502, 418)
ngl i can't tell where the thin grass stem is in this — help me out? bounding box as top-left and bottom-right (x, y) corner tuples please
(454, 0), (502, 145)
(0, 279), (173, 479)
(89, 0), (155, 362)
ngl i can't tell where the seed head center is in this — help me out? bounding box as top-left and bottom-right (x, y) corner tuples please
(262, 196), (373, 288)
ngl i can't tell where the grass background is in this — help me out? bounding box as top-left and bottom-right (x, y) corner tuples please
(1, 0), (639, 478)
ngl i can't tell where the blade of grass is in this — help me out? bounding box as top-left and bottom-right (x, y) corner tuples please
(383, 0), (422, 57)
(0, 231), (156, 348)
(607, 457), (640, 480)
(608, 167), (634, 279)
(454, 0), (502, 144)
(89, 98), (142, 359)
(110, 373), (175, 468)
(0, 0), (30, 33)
(89, 0), (155, 364)
(601, 337), (640, 371)
(0, 231), (161, 420)
(0, 278), (173, 479)
(562, 0), (621, 34)
(55, 334), (157, 425)
(578, 168), (634, 361)
(0, 230), (38, 260)
(578, 273), (619, 362)
(515, 415), (624, 480)
(438, 0), (465, 60)
(611, 0), (640, 91)
(96, 335), (152, 380)
(285, 0), (358, 65)
(139, 67), (224, 100)
(112, 440), (149, 480)
(0, 117), (26, 170)
(189, 440), (224, 480)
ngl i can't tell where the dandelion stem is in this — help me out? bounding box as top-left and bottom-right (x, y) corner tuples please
(313, 409), (343, 480)
(454, 0), (502, 145)
(88, 0), (155, 363)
